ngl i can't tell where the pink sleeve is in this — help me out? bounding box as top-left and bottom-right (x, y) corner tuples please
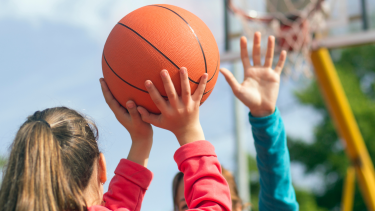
(102, 159), (153, 211)
(174, 141), (232, 211)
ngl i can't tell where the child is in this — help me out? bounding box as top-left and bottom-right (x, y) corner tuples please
(0, 67), (231, 210)
(220, 32), (299, 210)
(170, 32), (299, 211)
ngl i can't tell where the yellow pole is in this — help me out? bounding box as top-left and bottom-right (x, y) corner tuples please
(311, 48), (375, 210)
(342, 167), (355, 211)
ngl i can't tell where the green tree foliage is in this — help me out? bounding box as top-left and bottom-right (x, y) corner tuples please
(0, 156), (6, 185)
(288, 44), (375, 210)
(0, 156), (6, 169)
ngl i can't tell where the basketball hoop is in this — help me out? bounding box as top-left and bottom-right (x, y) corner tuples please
(227, 0), (329, 77)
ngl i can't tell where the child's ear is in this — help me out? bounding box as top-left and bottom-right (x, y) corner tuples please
(98, 153), (107, 184)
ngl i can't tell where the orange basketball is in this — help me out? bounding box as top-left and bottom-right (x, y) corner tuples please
(102, 4), (220, 113)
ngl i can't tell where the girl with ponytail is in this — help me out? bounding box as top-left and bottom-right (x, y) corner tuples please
(0, 107), (106, 211)
(0, 69), (232, 211)
(0, 91), (154, 211)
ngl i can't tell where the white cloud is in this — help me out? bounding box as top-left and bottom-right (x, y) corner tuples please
(0, 0), (224, 47)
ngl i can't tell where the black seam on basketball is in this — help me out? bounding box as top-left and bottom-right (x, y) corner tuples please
(207, 54), (219, 83)
(103, 53), (212, 98)
(204, 87), (213, 95)
(200, 87), (213, 103)
(117, 22), (199, 85)
(150, 4), (208, 74)
(103, 54), (169, 98)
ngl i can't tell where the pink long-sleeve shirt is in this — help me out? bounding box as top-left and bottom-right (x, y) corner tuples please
(88, 140), (231, 211)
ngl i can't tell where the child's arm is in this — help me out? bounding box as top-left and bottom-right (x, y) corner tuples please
(98, 79), (153, 211)
(175, 140), (231, 211)
(221, 32), (299, 211)
(137, 68), (231, 211)
(250, 109), (298, 211)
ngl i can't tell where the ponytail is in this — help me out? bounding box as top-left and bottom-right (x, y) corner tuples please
(0, 107), (100, 211)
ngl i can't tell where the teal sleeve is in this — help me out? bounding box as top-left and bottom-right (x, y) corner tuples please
(249, 108), (299, 211)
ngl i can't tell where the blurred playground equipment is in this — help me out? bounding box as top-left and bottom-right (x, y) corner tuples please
(222, 0), (375, 210)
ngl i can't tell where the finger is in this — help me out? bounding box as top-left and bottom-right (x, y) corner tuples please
(100, 78), (127, 115)
(126, 100), (141, 121)
(220, 68), (241, 95)
(240, 36), (251, 69)
(275, 50), (287, 74)
(252, 32), (262, 66)
(145, 80), (167, 111)
(180, 67), (191, 104)
(137, 106), (160, 125)
(264, 36), (275, 68)
(160, 69), (178, 106)
(192, 73), (208, 102)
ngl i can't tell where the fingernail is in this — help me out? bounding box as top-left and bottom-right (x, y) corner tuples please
(145, 80), (152, 88)
(161, 70), (168, 77)
(203, 73), (208, 79)
(180, 67), (186, 74)
(127, 101), (135, 109)
(137, 107), (143, 114)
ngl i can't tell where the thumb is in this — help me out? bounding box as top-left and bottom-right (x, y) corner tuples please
(137, 106), (160, 126)
(220, 68), (241, 94)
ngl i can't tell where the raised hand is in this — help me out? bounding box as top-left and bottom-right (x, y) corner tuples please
(100, 78), (153, 167)
(220, 32), (287, 117)
(137, 68), (208, 146)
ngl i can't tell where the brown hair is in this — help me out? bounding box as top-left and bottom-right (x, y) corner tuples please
(172, 166), (243, 211)
(221, 167), (243, 210)
(172, 172), (184, 211)
(0, 107), (100, 211)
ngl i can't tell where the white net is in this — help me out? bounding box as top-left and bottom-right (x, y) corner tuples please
(228, 0), (338, 78)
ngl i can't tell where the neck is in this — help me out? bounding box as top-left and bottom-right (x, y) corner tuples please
(83, 182), (103, 207)
(83, 163), (103, 207)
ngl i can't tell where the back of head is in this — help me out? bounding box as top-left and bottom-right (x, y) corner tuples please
(172, 172), (184, 211)
(0, 107), (100, 211)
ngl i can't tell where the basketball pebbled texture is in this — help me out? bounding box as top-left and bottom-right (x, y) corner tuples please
(102, 4), (220, 113)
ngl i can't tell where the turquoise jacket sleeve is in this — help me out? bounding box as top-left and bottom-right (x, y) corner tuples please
(249, 108), (299, 211)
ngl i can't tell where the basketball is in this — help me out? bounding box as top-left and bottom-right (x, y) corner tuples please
(102, 4), (220, 113)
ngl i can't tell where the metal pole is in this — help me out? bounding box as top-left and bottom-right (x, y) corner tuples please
(223, 0), (250, 208)
(311, 48), (375, 210)
(233, 61), (250, 211)
(224, 0), (230, 51)
(341, 166), (355, 211)
(360, 0), (369, 30)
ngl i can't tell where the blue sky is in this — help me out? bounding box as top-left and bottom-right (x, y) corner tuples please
(0, 0), (373, 210)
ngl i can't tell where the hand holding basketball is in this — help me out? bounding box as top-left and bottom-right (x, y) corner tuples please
(100, 78), (153, 141)
(100, 78), (153, 167)
(220, 32), (287, 117)
(137, 68), (207, 146)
